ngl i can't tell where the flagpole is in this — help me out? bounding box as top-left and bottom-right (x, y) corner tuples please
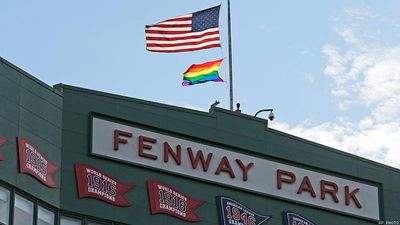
(227, 0), (234, 111)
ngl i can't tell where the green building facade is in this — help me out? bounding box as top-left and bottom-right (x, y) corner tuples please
(0, 57), (399, 225)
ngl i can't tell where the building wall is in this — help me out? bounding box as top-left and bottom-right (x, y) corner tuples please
(0, 58), (62, 208)
(0, 57), (399, 225)
(55, 84), (400, 225)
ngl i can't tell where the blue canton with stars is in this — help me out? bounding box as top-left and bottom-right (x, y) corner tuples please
(192, 5), (220, 32)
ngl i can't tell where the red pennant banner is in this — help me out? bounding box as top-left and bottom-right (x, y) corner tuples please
(283, 211), (316, 225)
(75, 163), (134, 207)
(17, 136), (60, 188)
(147, 180), (204, 222)
(0, 136), (6, 161)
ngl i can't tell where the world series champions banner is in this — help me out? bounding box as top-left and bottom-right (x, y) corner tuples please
(0, 136), (6, 160)
(147, 180), (204, 222)
(282, 211), (316, 225)
(17, 136), (60, 188)
(216, 196), (271, 225)
(75, 163), (134, 206)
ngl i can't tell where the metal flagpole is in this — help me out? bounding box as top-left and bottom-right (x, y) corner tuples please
(227, 0), (234, 111)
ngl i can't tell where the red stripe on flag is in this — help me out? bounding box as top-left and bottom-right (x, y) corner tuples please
(164, 16), (192, 22)
(146, 30), (219, 41)
(186, 59), (224, 72)
(146, 44), (221, 53)
(146, 37), (220, 48)
(145, 30), (192, 35)
(150, 24), (191, 28)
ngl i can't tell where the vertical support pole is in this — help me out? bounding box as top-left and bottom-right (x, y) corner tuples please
(227, 0), (234, 111)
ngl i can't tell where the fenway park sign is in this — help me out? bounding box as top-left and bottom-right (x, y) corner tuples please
(91, 116), (380, 220)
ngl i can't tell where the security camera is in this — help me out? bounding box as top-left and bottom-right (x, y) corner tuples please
(254, 108), (275, 124)
(268, 111), (275, 121)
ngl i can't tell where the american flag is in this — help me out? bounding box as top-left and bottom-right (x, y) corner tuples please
(145, 5), (221, 53)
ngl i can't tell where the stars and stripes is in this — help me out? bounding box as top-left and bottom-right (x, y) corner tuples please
(145, 5), (221, 53)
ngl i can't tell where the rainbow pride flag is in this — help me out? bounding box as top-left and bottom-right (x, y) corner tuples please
(182, 59), (224, 86)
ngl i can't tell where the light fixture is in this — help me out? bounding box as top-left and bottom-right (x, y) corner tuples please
(254, 109), (275, 126)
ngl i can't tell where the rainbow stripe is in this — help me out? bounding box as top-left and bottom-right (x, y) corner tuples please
(182, 59), (224, 86)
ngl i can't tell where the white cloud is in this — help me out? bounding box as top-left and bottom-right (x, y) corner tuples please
(273, 7), (400, 168)
(182, 104), (207, 112)
(166, 101), (208, 112)
(303, 72), (314, 84)
(273, 117), (400, 168)
(300, 49), (314, 57)
(338, 100), (353, 111)
(344, 8), (377, 20)
(334, 27), (361, 45)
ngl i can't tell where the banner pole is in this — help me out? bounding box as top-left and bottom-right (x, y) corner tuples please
(227, 0), (234, 111)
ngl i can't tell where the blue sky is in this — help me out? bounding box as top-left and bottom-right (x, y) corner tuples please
(1, 1), (399, 168)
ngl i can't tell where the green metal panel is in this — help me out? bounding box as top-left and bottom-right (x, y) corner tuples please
(0, 58), (63, 208)
(57, 84), (399, 225)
